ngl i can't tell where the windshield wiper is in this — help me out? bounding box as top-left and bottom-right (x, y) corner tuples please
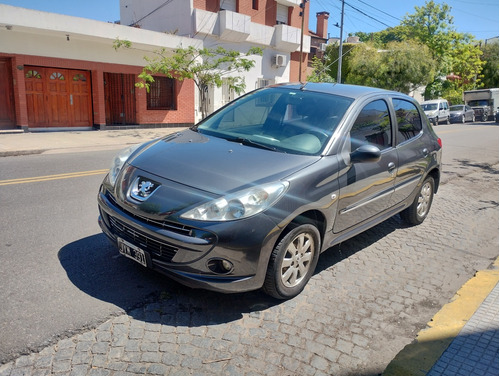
(225, 137), (278, 152)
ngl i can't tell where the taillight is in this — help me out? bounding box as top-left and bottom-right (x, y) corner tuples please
(437, 138), (442, 148)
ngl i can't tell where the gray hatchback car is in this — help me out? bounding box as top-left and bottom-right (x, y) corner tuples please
(98, 83), (442, 299)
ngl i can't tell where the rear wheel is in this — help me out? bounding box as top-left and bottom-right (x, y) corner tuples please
(263, 223), (320, 299)
(400, 176), (435, 225)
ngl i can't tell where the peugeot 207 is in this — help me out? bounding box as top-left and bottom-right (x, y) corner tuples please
(97, 83), (442, 299)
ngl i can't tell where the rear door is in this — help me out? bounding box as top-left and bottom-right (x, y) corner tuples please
(390, 98), (429, 205)
(334, 98), (398, 233)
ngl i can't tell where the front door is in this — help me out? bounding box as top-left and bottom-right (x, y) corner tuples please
(24, 66), (92, 128)
(334, 98), (397, 233)
(0, 59), (16, 128)
(104, 73), (136, 125)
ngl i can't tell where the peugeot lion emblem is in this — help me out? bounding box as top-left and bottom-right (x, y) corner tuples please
(130, 177), (160, 201)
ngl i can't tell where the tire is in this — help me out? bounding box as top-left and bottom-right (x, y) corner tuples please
(400, 176), (435, 226)
(263, 223), (320, 299)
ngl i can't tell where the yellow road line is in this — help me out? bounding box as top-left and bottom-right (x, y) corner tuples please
(0, 169), (108, 186)
(383, 257), (499, 376)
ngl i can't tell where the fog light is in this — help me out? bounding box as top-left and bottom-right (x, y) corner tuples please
(207, 258), (234, 274)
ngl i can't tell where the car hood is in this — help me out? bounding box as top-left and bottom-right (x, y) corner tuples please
(128, 129), (320, 195)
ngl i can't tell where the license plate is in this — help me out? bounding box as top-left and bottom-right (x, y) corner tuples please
(117, 237), (147, 267)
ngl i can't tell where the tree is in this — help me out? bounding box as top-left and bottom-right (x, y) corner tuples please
(114, 40), (262, 119)
(306, 56), (335, 83)
(400, 1), (484, 99)
(346, 41), (436, 94)
(480, 42), (499, 89)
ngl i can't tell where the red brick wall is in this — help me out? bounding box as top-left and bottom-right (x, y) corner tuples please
(193, 0), (219, 12)
(0, 53), (194, 128)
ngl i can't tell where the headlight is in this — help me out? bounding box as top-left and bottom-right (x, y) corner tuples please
(181, 181), (289, 221)
(108, 144), (141, 186)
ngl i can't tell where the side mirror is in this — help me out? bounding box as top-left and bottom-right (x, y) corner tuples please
(350, 144), (381, 164)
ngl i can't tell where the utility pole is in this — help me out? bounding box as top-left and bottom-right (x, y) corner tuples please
(299, 0), (307, 83)
(337, 0), (345, 83)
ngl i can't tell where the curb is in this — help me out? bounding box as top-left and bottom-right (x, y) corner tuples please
(383, 257), (499, 376)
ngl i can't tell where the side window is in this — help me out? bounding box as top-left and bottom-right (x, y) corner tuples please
(350, 100), (391, 150)
(393, 98), (423, 143)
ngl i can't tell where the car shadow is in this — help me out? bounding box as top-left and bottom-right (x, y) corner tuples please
(59, 218), (404, 327)
(316, 215), (404, 272)
(58, 234), (279, 326)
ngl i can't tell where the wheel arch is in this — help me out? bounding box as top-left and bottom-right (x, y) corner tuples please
(427, 167), (440, 193)
(275, 210), (326, 250)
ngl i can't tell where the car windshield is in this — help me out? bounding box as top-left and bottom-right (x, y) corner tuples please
(195, 87), (354, 155)
(468, 100), (489, 107)
(422, 103), (438, 111)
(450, 105), (464, 111)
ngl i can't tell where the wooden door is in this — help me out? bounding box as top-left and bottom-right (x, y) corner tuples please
(24, 66), (92, 128)
(25, 68), (48, 127)
(104, 73), (136, 125)
(0, 59), (16, 128)
(69, 71), (92, 126)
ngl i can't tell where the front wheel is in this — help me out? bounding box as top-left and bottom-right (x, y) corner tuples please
(263, 223), (320, 299)
(400, 176), (435, 225)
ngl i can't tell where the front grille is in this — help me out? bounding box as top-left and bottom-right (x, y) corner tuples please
(108, 215), (178, 263)
(107, 194), (193, 237)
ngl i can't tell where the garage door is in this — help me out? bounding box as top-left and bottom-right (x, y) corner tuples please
(24, 66), (92, 128)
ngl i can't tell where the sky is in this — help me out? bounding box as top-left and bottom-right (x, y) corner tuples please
(0, 0), (498, 42)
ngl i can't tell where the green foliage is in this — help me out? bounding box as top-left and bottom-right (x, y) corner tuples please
(344, 1), (490, 102)
(480, 43), (499, 89)
(346, 41), (436, 93)
(306, 56), (335, 83)
(113, 38), (132, 50)
(114, 39), (262, 118)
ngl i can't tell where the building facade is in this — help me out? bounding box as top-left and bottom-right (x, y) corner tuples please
(0, 1), (323, 131)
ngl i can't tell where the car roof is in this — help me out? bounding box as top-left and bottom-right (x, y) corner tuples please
(421, 99), (447, 104)
(269, 82), (404, 100)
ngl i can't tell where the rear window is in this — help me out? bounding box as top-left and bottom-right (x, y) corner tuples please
(393, 99), (423, 143)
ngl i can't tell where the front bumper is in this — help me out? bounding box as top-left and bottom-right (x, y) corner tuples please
(97, 188), (279, 293)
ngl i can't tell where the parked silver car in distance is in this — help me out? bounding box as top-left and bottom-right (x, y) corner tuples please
(449, 104), (475, 123)
(421, 99), (450, 125)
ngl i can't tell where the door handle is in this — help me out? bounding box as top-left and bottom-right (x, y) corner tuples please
(388, 162), (396, 173)
(70, 94), (73, 105)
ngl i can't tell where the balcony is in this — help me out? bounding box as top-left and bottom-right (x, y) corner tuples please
(218, 10), (251, 42)
(273, 24), (301, 52)
(276, 0), (301, 6)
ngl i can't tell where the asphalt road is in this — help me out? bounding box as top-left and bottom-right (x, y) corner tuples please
(0, 122), (498, 368)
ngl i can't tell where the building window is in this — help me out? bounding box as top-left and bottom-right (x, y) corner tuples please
(220, 0), (236, 12)
(50, 72), (65, 80)
(276, 4), (288, 25)
(147, 77), (176, 110)
(26, 70), (42, 79)
(252, 0), (258, 10)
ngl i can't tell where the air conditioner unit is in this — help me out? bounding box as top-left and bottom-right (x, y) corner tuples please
(273, 54), (287, 68)
(320, 43), (327, 52)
